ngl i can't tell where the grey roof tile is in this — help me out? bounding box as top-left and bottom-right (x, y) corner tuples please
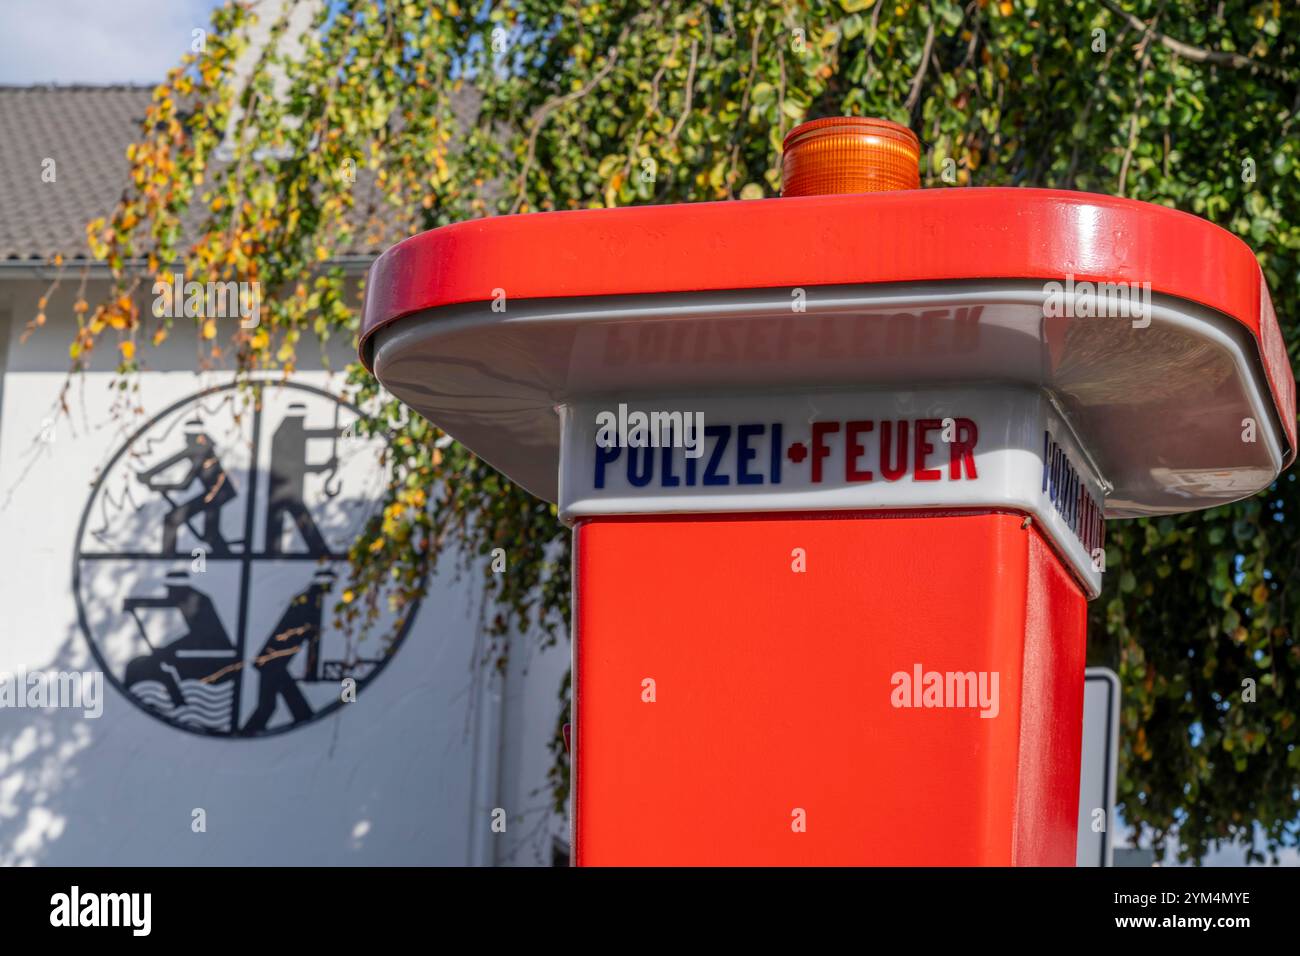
(0, 84), (402, 263)
(0, 85), (153, 260)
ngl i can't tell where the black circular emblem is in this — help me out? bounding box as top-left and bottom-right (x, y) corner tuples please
(72, 381), (419, 737)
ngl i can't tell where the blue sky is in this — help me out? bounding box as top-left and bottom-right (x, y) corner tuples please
(0, 0), (222, 84)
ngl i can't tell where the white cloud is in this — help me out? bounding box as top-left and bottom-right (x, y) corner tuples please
(0, 0), (221, 85)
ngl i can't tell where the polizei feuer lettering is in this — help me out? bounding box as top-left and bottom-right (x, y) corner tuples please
(594, 416), (979, 489)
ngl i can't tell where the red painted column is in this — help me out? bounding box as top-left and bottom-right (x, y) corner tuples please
(573, 511), (1086, 866)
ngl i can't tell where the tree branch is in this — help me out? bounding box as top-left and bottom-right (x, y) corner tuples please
(1118, 5), (1162, 195)
(1098, 0), (1279, 76)
(903, 22), (936, 113)
(667, 38), (699, 146)
(511, 38), (625, 214)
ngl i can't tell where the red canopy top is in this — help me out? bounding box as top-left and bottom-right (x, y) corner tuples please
(359, 187), (1293, 464)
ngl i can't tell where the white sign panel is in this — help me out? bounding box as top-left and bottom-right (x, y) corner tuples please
(560, 386), (1107, 595)
(1076, 667), (1120, 867)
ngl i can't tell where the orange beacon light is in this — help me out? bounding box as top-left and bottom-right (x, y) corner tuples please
(781, 115), (921, 195)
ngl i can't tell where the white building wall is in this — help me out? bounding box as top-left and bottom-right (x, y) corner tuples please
(0, 276), (568, 865)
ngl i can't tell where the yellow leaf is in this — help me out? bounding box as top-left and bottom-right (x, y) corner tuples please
(202, 319), (217, 340)
(120, 340), (136, 360)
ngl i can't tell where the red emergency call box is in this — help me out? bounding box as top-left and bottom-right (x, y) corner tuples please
(360, 118), (1294, 865)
